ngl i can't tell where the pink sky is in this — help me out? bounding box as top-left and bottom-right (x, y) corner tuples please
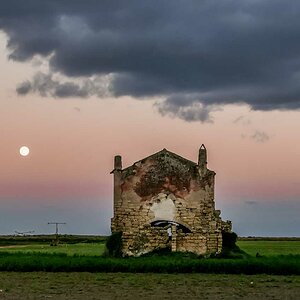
(0, 32), (299, 236)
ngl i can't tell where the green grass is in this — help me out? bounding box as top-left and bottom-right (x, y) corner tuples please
(237, 240), (300, 256)
(2, 240), (299, 257)
(0, 239), (299, 274)
(0, 235), (107, 246)
(0, 252), (299, 274)
(0, 243), (105, 256)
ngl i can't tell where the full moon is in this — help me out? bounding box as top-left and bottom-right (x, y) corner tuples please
(19, 146), (30, 156)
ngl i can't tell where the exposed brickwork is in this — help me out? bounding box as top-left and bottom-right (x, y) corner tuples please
(111, 145), (231, 256)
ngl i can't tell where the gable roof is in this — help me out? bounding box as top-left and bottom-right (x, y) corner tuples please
(121, 148), (197, 173)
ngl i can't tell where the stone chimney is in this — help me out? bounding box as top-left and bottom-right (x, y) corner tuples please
(114, 155), (122, 171)
(113, 155), (122, 217)
(198, 144), (207, 174)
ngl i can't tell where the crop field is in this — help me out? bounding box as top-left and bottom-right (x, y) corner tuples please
(0, 243), (105, 256)
(0, 238), (299, 299)
(0, 235), (106, 247)
(1, 239), (299, 257)
(0, 241), (299, 274)
(237, 240), (300, 256)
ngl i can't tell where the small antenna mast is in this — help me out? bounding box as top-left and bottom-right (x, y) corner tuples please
(48, 222), (66, 245)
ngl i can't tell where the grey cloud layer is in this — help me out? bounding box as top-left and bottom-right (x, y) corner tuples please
(16, 72), (107, 98)
(1, 0), (300, 121)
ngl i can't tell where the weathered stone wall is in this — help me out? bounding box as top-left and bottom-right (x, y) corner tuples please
(122, 226), (170, 256)
(111, 146), (231, 256)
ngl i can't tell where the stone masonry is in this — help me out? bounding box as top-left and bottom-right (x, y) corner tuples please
(111, 145), (232, 256)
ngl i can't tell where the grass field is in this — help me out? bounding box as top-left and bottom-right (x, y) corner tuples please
(0, 243), (105, 256)
(0, 235), (107, 246)
(237, 240), (300, 256)
(0, 272), (299, 299)
(0, 239), (299, 299)
(0, 251), (299, 274)
(0, 239), (299, 274)
(1, 240), (299, 257)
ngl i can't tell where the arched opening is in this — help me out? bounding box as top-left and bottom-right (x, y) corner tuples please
(150, 220), (192, 233)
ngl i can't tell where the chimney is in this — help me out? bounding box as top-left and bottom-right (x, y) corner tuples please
(113, 155), (122, 217)
(198, 144), (207, 171)
(114, 155), (122, 171)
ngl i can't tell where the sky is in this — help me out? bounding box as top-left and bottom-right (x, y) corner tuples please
(0, 1), (299, 236)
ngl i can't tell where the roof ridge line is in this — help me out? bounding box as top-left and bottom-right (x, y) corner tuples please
(121, 148), (197, 172)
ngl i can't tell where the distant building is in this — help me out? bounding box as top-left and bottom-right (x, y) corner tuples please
(111, 145), (231, 256)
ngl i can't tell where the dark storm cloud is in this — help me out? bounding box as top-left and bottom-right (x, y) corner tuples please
(155, 94), (217, 122)
(2, 0), (300, 121)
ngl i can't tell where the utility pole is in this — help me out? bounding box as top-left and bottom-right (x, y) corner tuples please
(48, 222), (66, 246)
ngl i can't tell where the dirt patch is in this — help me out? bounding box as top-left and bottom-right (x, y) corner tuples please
(0, 245), (28, 249)
(0, 273), (299, 299)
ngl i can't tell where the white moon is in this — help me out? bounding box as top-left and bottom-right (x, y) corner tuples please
(20, 146), (30, 156)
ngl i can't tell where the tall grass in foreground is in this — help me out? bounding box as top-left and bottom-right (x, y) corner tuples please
(0, 252), (299, 274)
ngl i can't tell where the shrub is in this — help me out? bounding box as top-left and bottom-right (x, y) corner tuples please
(222, 232), (238, 249)
(105, 232), (123, 257)
(219, 232), (249, 259)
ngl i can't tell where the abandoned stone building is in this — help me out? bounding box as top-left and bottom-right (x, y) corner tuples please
(111, 145), (231, 256)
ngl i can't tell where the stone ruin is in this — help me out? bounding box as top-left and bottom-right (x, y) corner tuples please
(111, 145), (232, 256)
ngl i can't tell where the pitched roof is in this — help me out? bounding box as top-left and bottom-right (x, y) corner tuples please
(121, 148), (197, 173)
